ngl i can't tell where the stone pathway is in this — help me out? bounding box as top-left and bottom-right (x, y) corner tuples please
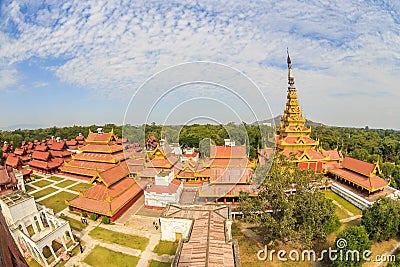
(340, 214), (362, 223)
(26, 173), (175, 266)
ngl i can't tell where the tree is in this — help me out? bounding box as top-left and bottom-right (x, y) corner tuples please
(361, 197), (400, 242)
(381, 162), (395, 178)
(331, 226), (371, 267)
(239, 154), (338, 248)
(387, 254), (400, 267)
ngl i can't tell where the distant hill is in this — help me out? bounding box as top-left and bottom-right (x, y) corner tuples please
(254, 115), (326, 127)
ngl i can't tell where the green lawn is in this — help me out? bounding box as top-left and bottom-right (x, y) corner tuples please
(31, 174), (43, 180)
(153, 240), (178, 256)
(32, 187), (58, 199)
(55, 180), (76, 188)
(83, 245), (139, 267)
(39, 191), (77, 213)
(69, 182), (93, 192)
(31, 180), (53, 188)
(59, 215), (87, 231)
(148, 260), (171, 267)
(26, 257), (42, 267)
(47, 176), (64, 182)
(89, 227), (149, 251)
(322, 190), (362, 216)
(25, 184), (35, 193)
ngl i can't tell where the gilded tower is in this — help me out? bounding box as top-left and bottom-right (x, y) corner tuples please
(277, 51), (319, 151)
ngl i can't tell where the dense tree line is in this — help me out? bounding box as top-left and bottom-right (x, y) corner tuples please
(1, 123), (274, 160)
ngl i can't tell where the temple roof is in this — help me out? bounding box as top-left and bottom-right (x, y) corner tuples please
(342, 157), (377, 177)
(5, 155), (21, 169)
(67, 178), (142, 216)
(146, 179), (182, 194)
(79, 143), (123, 153)
(210, 145), (247, 159)
(0, 166), (18, 187)
(91, 164), (130, 187)
(32, 151), (50, 161)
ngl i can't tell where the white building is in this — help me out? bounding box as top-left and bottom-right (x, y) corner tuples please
(0, 191), (76, 267)
(144, 170), (183, 208)
(181, 148), (199, 162)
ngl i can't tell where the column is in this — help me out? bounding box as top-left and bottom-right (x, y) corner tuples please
(61, 236), (68, 251)
(31, 218), (38, 234)
(49, 245), (58, 261)
(68, 229), (75, 242)
(34, 247), (48, 267)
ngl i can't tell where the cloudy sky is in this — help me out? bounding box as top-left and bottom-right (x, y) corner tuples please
(0, 0), (399, 130)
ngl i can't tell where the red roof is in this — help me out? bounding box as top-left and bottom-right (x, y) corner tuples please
(79, 144), (123, 153)
(323, 150), (343, 161)
(209, 158), (248, 167)
(76, 135), (85, 141)
(210, 167), (252, 184)
(50, 141), (66, 151)
(60, 165), (99, 177)
(0, 166), (17, 187)
(50, 150), (73, 158)
(146, 178), (182, 194)
(29, 158), (62, 170)
(281, 136), (317, 145)
(14, 148), (25, 156)
(86, 132), (114, 143)
(73, 152), (125, 162)
(210, 145), (247, 159)
(68, 178), (142, 216)
(34, 145), (48, 152)
(32, 151), (51, 161)
(342, 157), (376, 177)
(66, 140), (78, 146)
(21, 169), (32, 176)
(329, 168), (388, 192)
(65, 160), (115, 171)
(95, 164), (130, 187)
(5, 155), (21, 168)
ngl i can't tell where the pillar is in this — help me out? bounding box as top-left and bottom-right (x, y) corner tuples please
(49, 245), (57, 260)
(68, 229), (75, 242)
(61, 237), (68, 251)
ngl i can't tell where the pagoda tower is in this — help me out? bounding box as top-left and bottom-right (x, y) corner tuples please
(275, 51), (344, 171)
(277, 51), (319, 152)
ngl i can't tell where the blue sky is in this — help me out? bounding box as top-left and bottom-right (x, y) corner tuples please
(0, 0), (399, 130)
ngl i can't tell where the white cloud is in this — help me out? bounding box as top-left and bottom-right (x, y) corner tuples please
(0, 0), (399, 127)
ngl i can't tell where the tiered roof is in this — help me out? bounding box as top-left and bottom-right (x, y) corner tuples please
(66, 129), (143, 219)
(329, 157), (389, 193)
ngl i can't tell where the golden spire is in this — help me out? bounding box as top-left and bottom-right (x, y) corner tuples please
(287, 48), (295, 87)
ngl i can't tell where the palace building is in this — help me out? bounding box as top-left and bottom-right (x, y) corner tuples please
(64, 129), (143, 221)
(60, 128), (126, 178)
(276, 52), (342, 171)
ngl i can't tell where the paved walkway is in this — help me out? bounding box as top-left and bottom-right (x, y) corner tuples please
(26, 173), (175, 266)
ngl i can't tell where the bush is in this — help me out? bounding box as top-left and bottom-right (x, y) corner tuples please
(82, 211), (87, 217)
(89, 213), (98, 221)
(101, 216), (110, 224)
(68, 206), (73, 211)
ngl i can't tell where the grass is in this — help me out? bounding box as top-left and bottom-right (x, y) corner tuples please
(26, 257), (42, 267)
(27, 224), (35, 237)
(364, 235), (400, 267)
(55, 180), (76, 188)
(47, 176), (64, 182)
(31, 179), (53, 188)
(83, 245), (139, 267)
(153, 240), (178, 256)
(89, 227), (149, 251)
(69, 182), (93, 192)
(31, 174), (43, 180)
(232, 222), (313, 267)
(39, 191), (77, 213)
(32, 187), (58, 199)
(60, 215), (87, 231)
(25, 184), (35, 193)
(322, 190), (362, 216)
(148, 260), (171, 267)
